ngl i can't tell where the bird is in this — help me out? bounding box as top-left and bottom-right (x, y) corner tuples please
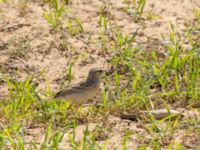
(53, 67), (108, 106)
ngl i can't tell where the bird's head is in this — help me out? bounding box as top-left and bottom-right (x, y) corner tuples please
(87, 68), (108, 81)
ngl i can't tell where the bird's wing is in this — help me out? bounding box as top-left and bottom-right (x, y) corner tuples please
(54, 81), (88, 98)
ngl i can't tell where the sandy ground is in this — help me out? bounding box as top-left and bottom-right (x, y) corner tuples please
(0, 0), (198, 91)
(0, 0), (200, 149)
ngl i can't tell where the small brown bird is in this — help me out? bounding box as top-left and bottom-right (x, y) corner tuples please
(53, 68), (107, 106)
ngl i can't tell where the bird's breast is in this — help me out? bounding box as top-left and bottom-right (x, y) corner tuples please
(85, 84), (100, 98)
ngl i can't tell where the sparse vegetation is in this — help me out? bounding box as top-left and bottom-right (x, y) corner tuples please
(0, 0), (200, 149)
(43, 0), (84, 33)
(43, 0), (65, 30)
(66, 15), (84, 35)
(125, 0), (147, 19)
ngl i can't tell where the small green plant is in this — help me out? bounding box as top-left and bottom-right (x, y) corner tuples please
(98, 6), (108, 33)
(98, 9), (109, 52)
(40, 123), (65, 149)
(43, 0), (65, 30)
(43, 0), (70, 5)
(121, 129), (132, 150)
(126, 0), (147, 19)
(66, 63), (74, 82)
(193, 7), (200, 24)
(66, 15), (84, 35)
(0, 0), (7, 3)
(59, 63), (74, 88)
(146, 11), (159, 20)
(136, 0), (146, 17)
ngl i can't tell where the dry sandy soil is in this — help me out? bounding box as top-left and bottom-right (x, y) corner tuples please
(0, 0), (200, 149)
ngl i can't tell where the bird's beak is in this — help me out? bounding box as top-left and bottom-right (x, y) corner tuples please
(100, 69), (109, 76)
(105, 68), (113, 75)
